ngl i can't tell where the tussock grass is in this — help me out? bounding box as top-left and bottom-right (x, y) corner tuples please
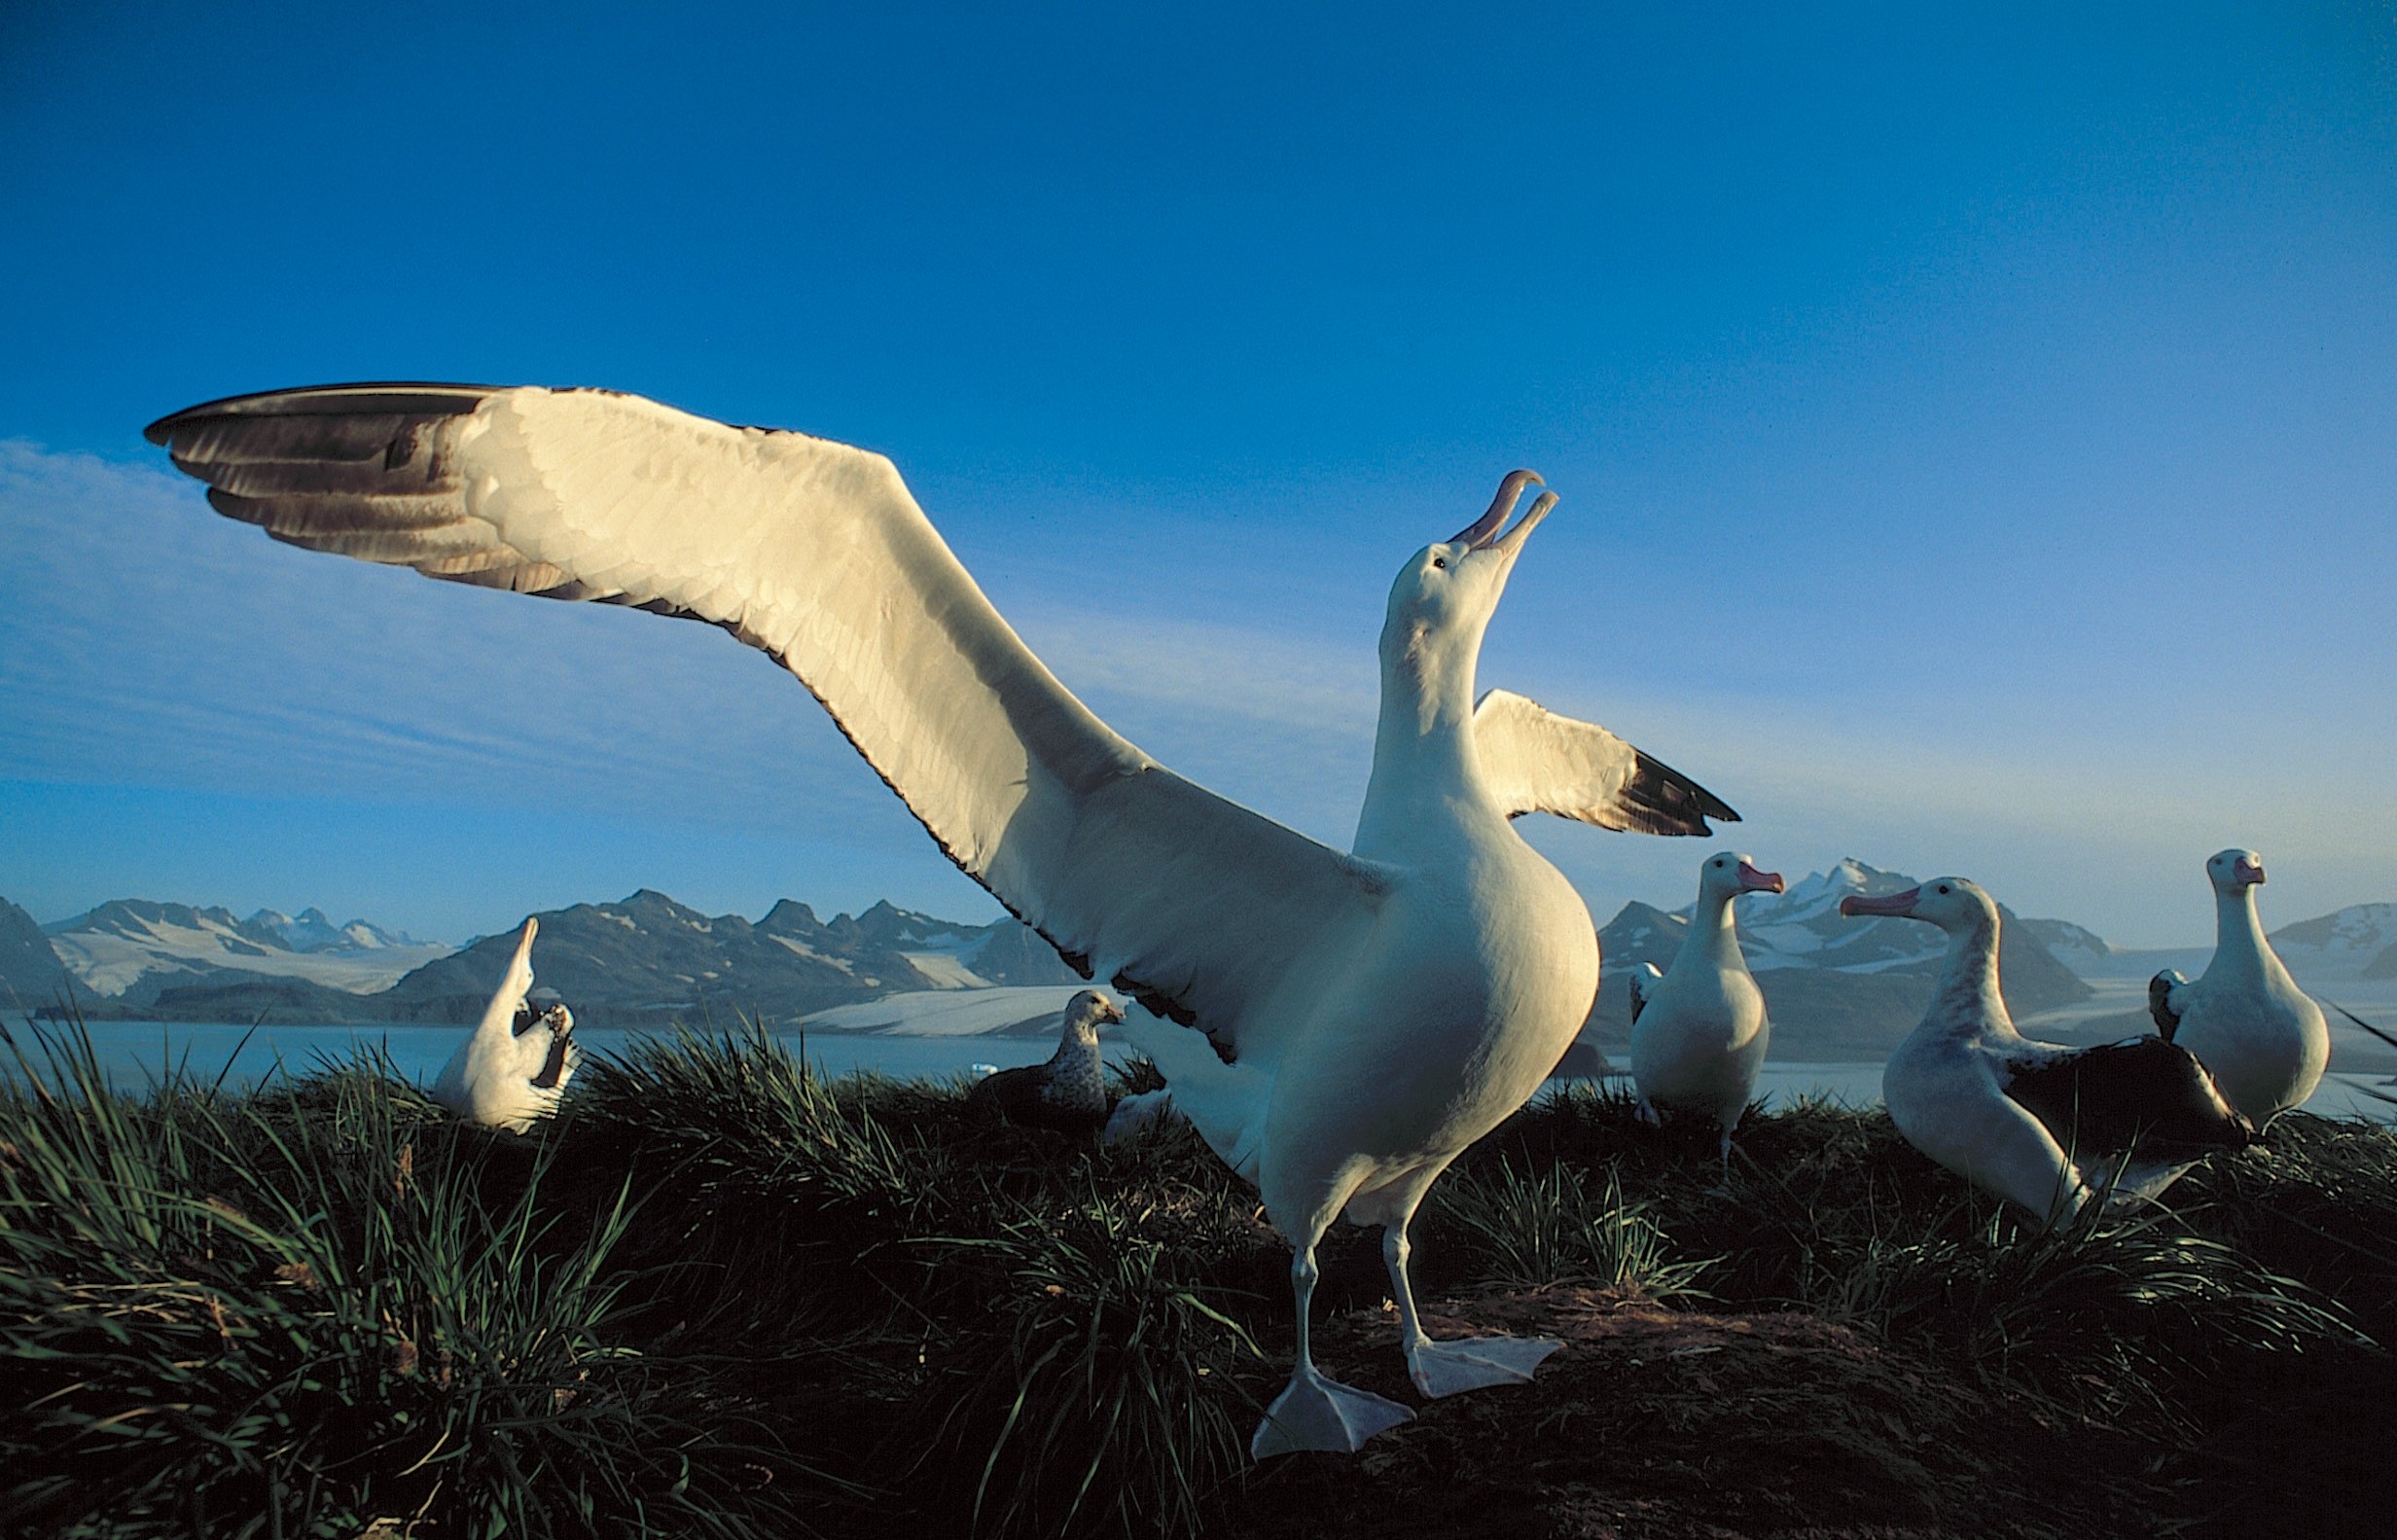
(1429, 1154), (1711, 1300)
(566, 1022), (957, 1338)
(6, 1016), (2393, 1538)
(910, 1187), (1267, 1538)
(0, 1020), (844, 1539)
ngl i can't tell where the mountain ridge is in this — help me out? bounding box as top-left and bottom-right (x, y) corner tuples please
(26, 887), (1085, 1027)
(15, 872), (2397, 1052)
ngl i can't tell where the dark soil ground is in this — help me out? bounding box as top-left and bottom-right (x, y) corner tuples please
(1243, 1289), (2190, 1540)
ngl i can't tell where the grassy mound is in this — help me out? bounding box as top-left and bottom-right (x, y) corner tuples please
(4, 1021), (2392, 1539)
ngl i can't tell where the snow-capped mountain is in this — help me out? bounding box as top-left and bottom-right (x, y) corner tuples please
(373, 891), (1082, 1027)
(1600, 859), (2089, 996)
(2010, 916), (2114, 975)
(244, 907), (425, 953)
(40, 899), (453, 1003)
(1728, 859), (1959, 974)
(2267, 903), (2397, 981)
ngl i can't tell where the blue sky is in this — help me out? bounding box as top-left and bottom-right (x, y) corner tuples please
(3, 2), (2393, 947)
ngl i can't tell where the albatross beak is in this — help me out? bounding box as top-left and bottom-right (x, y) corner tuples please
(2235, 858), (2266, 887)
(1493, 490), (1558, 558)
(1841, 887), (1920, 918)
(1737, 863), (1786, 894)
(1449, 469), (1549, 553)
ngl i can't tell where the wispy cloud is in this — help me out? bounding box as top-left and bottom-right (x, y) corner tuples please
(0, 442), (896, 829)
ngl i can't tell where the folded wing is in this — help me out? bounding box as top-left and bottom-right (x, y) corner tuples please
(1472, 689), (1736, 835)
(2148, 970), (2187, 1039)
(148, 384), (1382, 1053)
(1628, 961), (1661, 1024)
(1999, 1036), (2252, 1159)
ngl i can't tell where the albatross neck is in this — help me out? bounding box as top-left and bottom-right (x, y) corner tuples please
(2211, 885), (2273, 984)
(1043, 1027), (1106, 1102)
(1687, 887), (1745, 968)
(1927, 908), (2012, 1040)
(1353, 622), (1494, 859)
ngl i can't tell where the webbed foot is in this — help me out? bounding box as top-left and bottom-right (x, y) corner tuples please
(1250, 1370), (1413, 1458)
(1405, 1333), (1562, 1398)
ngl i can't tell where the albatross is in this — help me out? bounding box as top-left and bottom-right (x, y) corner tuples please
(2147, 848), (2329, 1128)
(432, 916), (580, 1132)
(966, 987), (1123, 1133)
(1842, 877), (2251, 1224)
(1628, 852), (1783, 1168)
(144, 383), (1738, 1457)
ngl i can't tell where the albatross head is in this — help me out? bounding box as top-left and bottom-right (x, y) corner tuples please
(2207, 847), (2267, 892)
(1380, 470), (1557, 676)
(1841, 877), (1997, 935)
(1701, 851), (1785, 901)
(1061, 987), (1126, 1046)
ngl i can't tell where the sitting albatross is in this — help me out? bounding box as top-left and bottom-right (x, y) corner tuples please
(432, 916), (579, 1131)
(2147, 848), (2329, 1128)
(144, 384), (1737, 1457)
(966, 987), (1123, 1133)
(1628, 852), (1783, 1168)
(1842, 878), (2251, 1224)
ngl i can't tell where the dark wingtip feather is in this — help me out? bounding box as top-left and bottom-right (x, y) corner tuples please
(145, 382), (501, 447)
(1624, 749), (1740, 836)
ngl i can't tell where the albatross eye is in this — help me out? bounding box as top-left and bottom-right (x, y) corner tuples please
(1432, 556), (1449, 570)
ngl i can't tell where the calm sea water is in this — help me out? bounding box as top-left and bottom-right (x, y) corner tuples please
(0, 1021), (1106, 1093)
(9, 1021), (2393, 1122)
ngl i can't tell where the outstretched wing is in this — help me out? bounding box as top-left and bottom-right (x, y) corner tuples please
(1472, 690), (1736, 835)
(148, 384), (1383, 1056)
(478, 918), (539, 1041)
(2148, 970), (2187, 1040)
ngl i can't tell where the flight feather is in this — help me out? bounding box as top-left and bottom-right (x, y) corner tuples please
(147, 383), (1383, 1053)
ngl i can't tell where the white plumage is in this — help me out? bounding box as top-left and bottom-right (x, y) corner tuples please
(147, 387), (1738, 1457)
(2148, 848), (2330, 1128)
(432, 917), (580, 1132)
(1628, 852), (1782, 1166)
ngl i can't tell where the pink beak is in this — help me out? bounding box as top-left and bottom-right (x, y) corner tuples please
(2235, 858), (2266, 887)
(1737, 862), (1785, 894)
(1449, 469), (1553, 554)
(1840, 886), (1921, 918)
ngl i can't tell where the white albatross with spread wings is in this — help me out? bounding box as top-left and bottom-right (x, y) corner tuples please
(432, 916), (580, 1132)
(146, 383), (1738, 1456)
